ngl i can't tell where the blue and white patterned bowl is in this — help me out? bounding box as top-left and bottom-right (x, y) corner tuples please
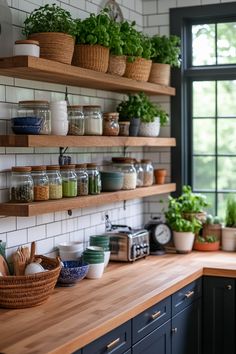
(57, 261), (89, 286)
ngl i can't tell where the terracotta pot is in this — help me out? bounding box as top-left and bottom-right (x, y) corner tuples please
(193, 241), (220, 252)
(148, 63), (171, 86)
(173, 231), (195, 254)
(154, 169), (167, 184)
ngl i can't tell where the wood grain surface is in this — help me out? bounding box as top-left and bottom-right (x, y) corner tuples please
(0, 251), (236, 354)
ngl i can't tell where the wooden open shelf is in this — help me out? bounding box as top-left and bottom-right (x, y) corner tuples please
(0, 184), (176, 217)
(0, 135), (176, 148)
(0, 56), (175, 96)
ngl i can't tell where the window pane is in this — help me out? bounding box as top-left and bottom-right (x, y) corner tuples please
(192, 24), (216, 65)
(217, 22), (236, 64)
(218, 193), (236, 220)
(193, 156), (216, 190)
(217, 81), (236, 116)
(193, 81), (215, 117)
(218, 118), (236, 154)
(218, 157), (236, 190)
(193, 119), (215, 154)
(202, 193), (216, 216)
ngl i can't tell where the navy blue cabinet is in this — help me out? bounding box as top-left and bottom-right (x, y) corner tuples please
(203, 276), (235, 354)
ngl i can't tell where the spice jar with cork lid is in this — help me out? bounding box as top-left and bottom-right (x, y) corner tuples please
(60, 164), (77, 197)
(75, 163), (89, 196)
(84, 105), (103, 135)
(68, 105), (84, 136)
(112, 157), (137, 190)
(31, 165), (49, 201)
(103, 112), (119, 136)
(10, 166), (34, 203)
(87, 163), (101, 195)
(46, 165), (63, 200)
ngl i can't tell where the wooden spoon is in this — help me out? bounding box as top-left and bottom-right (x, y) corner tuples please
(29, 241), (36, 264)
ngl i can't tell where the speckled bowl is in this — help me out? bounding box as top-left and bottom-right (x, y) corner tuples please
(57, 261), (89, 287)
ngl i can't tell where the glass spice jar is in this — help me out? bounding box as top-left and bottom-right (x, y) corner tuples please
(119, 121), (130, 136)
(10, 166), (34, 203)
(83, 105), (103, 135)
(134, 160), (144, 187)
(87, 163), (101, 195)
(68, 105), (85, 136)
(75, 163), (89, 196)
(112, 157), (137, 190)
(141, 159), (154, 186)
(103, 112), (119, 136)
(60, 164), (77, 197)
(46, 165), (63, 200)
(31, 165), (49, 201)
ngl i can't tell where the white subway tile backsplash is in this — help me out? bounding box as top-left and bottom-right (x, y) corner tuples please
(36, 237), (54, 255)
(142, 0), (157, 15)
(158, 0), (177, 13)
(177, 0), (201, 6)
(28, 225), (46, 242)
(7, 229), (27, 247)
(46, 221), (62, 238)
(6, 86), (34, 103)
(148, 13), (169, 27)
(17, 216), (36, 229)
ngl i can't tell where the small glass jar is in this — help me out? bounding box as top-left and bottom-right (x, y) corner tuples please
(134, 160), (144, 187)
(87, 163), (101, 195)
(17, 100), (51, 135)
(84, 105), (103, 135)
(68, 105), (84, 136)
(46, 165), (63, 200)
(112, 157), (137, 190)
(31, 165), (49, 201)
(75, 163), (89, 196)
(141, 159), (154, 186)
(60, 164), (77, 197)
(10, 166), (34, 203)
(103, 112), (119, 136)
(119, 121), (130, 136)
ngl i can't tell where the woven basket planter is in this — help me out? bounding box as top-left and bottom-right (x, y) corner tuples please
(124, 57), (152, 82)
(0, 255), (61, 309)
(28, 32), (75, 65)
(148, 63), (171, 86)
(72, 44), (109, 73)
(107, 55), (126, 76)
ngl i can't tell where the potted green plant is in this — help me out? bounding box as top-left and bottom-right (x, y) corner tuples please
(222, 197), (236, 251)
(149, 35), (181, 86)
(178, 185), (208, 223)
(193, 235), (220, 252)
(202, 214), (222, 242)
(107, 20), (126, 76)
(22, 4), (76, 64)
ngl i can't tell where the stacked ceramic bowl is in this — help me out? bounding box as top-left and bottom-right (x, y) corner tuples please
(82, 246), (105, 279)
(57, 260), (89, 287)
(58, 242), (83, 261)
(90, 235), (110, 267)
(11, 116), (43, 135)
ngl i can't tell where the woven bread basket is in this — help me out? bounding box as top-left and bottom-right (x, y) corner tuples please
(124, 57), (152, 82)
(148, 63), (171, 86)
(72, 44), (109, 72)
(28, 33), (75, 65)
(0, 255), (61, 309)
(107, 55), (126, 76)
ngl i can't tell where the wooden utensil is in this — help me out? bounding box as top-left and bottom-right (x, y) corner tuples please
(29, 241), (36, 264)
(0, 254), (9, 276)
(12, 248), (27, 276)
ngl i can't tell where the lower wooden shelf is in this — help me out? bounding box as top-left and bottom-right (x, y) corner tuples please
(0, 183), (176, 217)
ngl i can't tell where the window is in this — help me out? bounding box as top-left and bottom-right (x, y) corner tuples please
(170, 3), (236, 218)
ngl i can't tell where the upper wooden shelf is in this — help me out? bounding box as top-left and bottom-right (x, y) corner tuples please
(0, 135), (176, 148)
(0, 184), (176, 217)
(0, 56), (176, 96)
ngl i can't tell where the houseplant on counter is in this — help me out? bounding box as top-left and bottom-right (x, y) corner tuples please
(193, 235), (220, 252)
(149, 34), (181, 86)
(222, 197), (236, 251)
(178, 185), (208, 223)
(22, 4), (76, 64)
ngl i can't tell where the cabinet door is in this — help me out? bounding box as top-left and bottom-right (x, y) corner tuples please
(172, 299), (201, 354)
(172, 278), (202, 316)
(203, 276), (235, 354)
(132, 320), (171, 354)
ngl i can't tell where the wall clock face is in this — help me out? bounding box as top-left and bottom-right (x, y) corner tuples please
(103, 0), (124, 22)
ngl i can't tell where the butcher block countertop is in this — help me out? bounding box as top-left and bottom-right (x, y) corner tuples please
(1, 251), (236, 354)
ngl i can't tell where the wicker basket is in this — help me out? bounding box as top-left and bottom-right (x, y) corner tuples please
(29, 33), (75, 65)
(124, 57), (152, 82)
(72, 44), (109, 73)
(0, 255), (61, 309)
(107, 55), (126, 76)
(202, 223), (222, 242)
(148, 63), (171, 86)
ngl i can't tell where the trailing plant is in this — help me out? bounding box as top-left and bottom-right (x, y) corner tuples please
(178, 185), (209, 213)
(22, 4), (76, 37)
(151, 34), (181, 67)
(225, 196), (236, 227)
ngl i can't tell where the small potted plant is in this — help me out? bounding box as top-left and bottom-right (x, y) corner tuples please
(222, 197), (236, 251)
(149, 34), (181, 86)
(107, 20), (126, 76)
(22, 4), (76, 64)
(193, 235), (220, 252)
(202, 214), (222, 242)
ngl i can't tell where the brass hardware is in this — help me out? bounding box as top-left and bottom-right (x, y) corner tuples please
(106, 337), (120, 350)
(151, 310), (161, 320)
(185, 290), (194, 298)
(227, 284), (232, 290)
(172, 327), (178, 333)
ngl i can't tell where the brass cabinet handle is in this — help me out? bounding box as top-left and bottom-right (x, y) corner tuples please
(172, 327), (178, 333)
(227, 284), (232, 290)
(151, 310), (161, 320)
(185, 290), (194, 298)
(106, 337), (120, 350)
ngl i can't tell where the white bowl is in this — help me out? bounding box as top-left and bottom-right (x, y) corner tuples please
(59, 250), (83, 261)
(86, 263), (104, 279)
(25, 262), (45, 275)
(104, 251), (110, 268)
(58, 242), (83, 252)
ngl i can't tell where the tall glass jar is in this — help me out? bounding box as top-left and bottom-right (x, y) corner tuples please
(46, 165), (63, 200)
(112, 157), (137, 190)
(87, 163), (101, 195)
(75, 163), (89, 196)
(31, 165), (49, 201)
(141, 159), (154, 186)
(83, 105), (103, 135)
(60, 164), (77, 197)
(134, 160), (144, 187)
(68, 105), (84, 136)
(17, 100), (51, 135)
(10, 166), (34, 203)
(103, 112), (119, 136)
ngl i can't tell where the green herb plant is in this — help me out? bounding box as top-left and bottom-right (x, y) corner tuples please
(225, 197), (236, 227)
(178, 185), (209, 213)
(23, 4), (76, 37)
(151, 35), (181, 67)
(197, 235), (218, 243)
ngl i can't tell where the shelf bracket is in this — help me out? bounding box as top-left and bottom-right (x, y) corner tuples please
(123, 146), (128, 157)
(59, 146), (71, 165)
(123, 200), (126, 210)
(68, 210), (72, 216)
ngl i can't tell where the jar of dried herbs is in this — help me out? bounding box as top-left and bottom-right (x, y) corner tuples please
(60, 164), (77, 197)
(68, 105), (84, 135)
(31, 165), (49, 201)
(75, 163), (88, 196)
(87, 163), (101, 195)
(10, 166), (34, 203)
(46, 165), (63, 200)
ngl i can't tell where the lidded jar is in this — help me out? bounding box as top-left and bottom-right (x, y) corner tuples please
(10, 166), (34, 203)
(17, 100), (51, 135)
(87, 163), (101, 195)
(60, 164), (77, 197)
(112, 157), (137, 190)
(134, 159), (144, 187)
(83, 105), (103, 135)
(31, 165), (49, 201)
(103, 112), (119, 136)
(68, 105), (84, 136)
(75, 163), (89, 196)
(141, 159), (154, 186)
(46, 165), (63, 200)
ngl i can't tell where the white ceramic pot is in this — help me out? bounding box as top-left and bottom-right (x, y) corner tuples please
(139, 117), (160, 137)
(221, 227), (236, 251)
(173, 231), (195, 254)
(86, 263), (104, 279)
(58, 241), (83, 252)
(14, 40), (40, 57)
